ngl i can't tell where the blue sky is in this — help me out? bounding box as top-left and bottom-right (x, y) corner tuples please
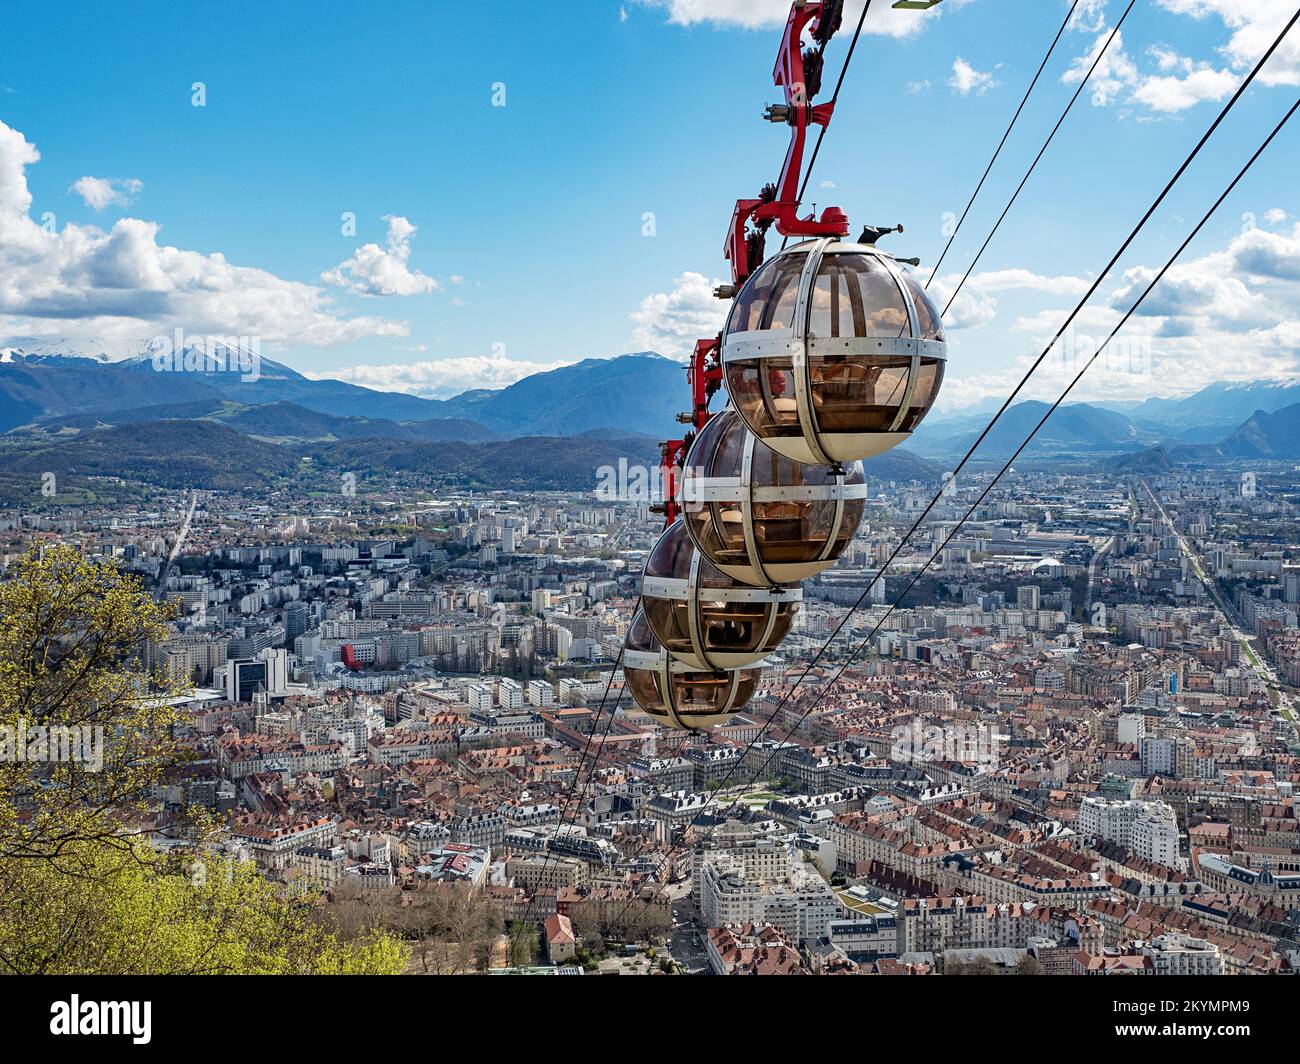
(0, 0), (1297, 410)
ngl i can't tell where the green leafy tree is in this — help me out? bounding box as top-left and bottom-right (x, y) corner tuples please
(0, 545), (407, 974)
(0, 545), (185, 865)
(0, 843), (405, 974)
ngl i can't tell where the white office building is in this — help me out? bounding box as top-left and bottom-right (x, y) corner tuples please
(697, 836), (839, 944)
(1142, 933), (1223, 975)
(1079, 796), (1181, 868)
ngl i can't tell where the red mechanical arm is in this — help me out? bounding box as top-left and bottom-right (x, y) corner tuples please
(724, 1), (849, 287)
(654, 338), (723, 525)
(654, 1), (854, 528)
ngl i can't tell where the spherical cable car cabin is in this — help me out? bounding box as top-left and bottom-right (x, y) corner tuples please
(722, 237), (946, 466)
(681, 406), (868, 587)
(623, 608), (763, 731)
(641, 519), (801, 670)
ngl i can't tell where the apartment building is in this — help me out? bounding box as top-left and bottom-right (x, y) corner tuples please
(1079, 796), (1181, 868)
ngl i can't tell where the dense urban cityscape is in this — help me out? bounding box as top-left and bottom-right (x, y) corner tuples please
(6, 452), (1296, 976)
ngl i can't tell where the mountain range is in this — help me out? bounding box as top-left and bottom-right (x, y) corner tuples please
(915, 383), (1300, 462)
(1113, 402), (1300, 471)
(1094, 380), (1300, 435)
(0, 345), (1295, 503)
(0, 347), (690, 438)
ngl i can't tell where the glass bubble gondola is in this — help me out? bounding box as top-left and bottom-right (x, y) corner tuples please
(622, 608), (762, 731)
(641, 519), (801, 670)
(722, 237), (946, 466)
(682, 406), (868, 587)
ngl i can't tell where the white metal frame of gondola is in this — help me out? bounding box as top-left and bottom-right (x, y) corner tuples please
(686, 430), (871, 586)
(641, 557), (800, 672)
(721, 238), (947, 466)
(622, 638), (763, 731)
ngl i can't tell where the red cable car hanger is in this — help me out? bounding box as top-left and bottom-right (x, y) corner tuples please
(653, 0), (943, 526)
(654, 0), (848, 526)
(724, 0), (850, 291)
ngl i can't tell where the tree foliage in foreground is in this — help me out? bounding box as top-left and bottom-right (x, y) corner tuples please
(0, 545), (408, 974)
(0, 843), (405, 974)
(0, 546), (184, 864)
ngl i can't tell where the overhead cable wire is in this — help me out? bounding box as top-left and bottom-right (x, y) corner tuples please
(939, 0), (1136, 315)
(925, 0), (1082, 285)
(507, 597), (637, 958)
(605, 9), (1300, 930)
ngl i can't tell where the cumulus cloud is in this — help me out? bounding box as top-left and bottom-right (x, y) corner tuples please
(1063, 26), (1140, 106)
(924, 269), (1091, 333)
(1112, 263), (1266, 325)
(948, 57), (998, 96)
(1157, 0), (1300, 87)
(70, 175), (142, 211)
(1132, 63), (1237, 111)
(633, 0), (959, 39)
(0, 120), (409, 355)
(316, 355), (574, 400)
(321, 214), (439, 296)
(949, 222), (1300, 408)
(630, 271), (729, 359)
(1065, 2), (1297, 114)
(1068, 0), (1111, 34)
(966, 269), (1091, 296)
(1112, 225), (1300, 318)
(924, 276), (997, 331)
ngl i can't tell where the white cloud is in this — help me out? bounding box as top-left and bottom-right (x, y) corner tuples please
(1113, 262), (1266, 325)
(948, 57), (998, 96)
(317, 355), (574, 400)
(1148, 44), (1191, 73)
(1065, 3), (1297, 115)
(925, 276), (997, 331)
(966, 269), (1091, 296)
(1063, 27), (1140, 106)
(70, 175), (142, 211)
(1132, 64), (1237, 111)
(631, 271), (729, 359)
(1008, 304), (1124, 336)
(1068, 0), (1110, 34)
(1264, 208), (1288, 224)
(322, 214), (438, 296)
(0, 120), (409, 355)
(906, 79), (931, 94)
(633, 0), (958, 39)
(948, 222), (1300, 407)
(923, 269), (1091, 333)
(1157, 0), (1300, 86)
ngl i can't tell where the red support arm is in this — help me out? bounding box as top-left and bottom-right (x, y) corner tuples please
(659, 1), (857, 526)
(723, 1), (850, 286)
(655, 338), (723, 526)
